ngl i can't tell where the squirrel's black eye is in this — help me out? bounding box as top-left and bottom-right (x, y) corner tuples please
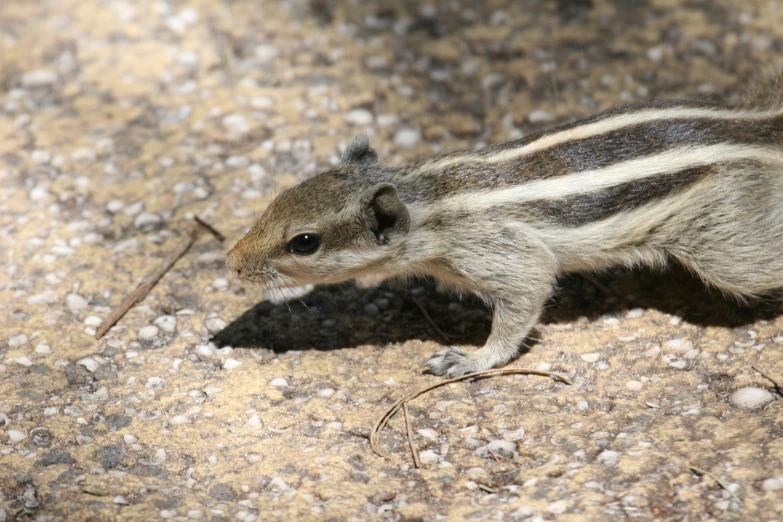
(287, 233), (321, 255)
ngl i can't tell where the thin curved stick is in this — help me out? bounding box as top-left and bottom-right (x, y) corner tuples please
(370, 368), (572, 460)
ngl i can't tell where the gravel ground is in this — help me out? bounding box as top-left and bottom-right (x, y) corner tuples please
(2, 0), (783, 520)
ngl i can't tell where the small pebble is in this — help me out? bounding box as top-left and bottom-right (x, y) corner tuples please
(195, 344), (215, 357)
(364, 303), (380, 315)
(418, 450), (440, 465)
(134, 212), (162, 228)
(205, 318), (227, 333)
(145, 377), (167, 389)
(394, 128), (421, 148)
(730, 387), (775, 411)
(65, 293), (88, 312)
(21, 69), (57, 87)
(8, 334), (28, 347)
(6, 430), (26, 443)
(546, 501), (567, 514)
(139, 325), (159, 341)
(269, 377), (288, 387)
(77, 357), (99, 373)
(760, 477), (783, 491)
(581, 353), (600, 363)
(345, 109), (373, 126)
(35, 343), (51, 354)
(84, 316), (102, 326)
(317, 388), (335, 398)
(417, 429), (439, 442)
(245, 415), (263, 429)
(625, 308), (644, 319)
(154, 315), (177, 333)
(626, 381), (643, 392)
(212, 278), (229, 290)
(223, 359), (242, 370)
(113, 496), (130, 505)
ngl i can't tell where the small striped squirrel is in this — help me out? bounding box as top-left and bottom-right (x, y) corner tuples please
(227, 70), (783, 377)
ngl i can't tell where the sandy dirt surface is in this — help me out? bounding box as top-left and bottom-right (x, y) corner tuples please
(2, 0), (782, 520)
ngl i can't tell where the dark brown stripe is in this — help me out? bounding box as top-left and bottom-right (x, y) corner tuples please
(513, 165), (714, 227)
(396, 106), (783, 202)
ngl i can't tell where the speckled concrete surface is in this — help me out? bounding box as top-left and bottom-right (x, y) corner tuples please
(2, 0), (783, 520)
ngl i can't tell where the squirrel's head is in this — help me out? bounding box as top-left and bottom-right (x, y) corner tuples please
(226, 134), (410, 290)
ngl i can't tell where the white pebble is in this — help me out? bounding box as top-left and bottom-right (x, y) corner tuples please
(625, 308), (644, 319)
(31, 149), (51, 164)
(14, 356), (33, 367)
(416, 428), (439, 442)
(418, 450), (440, 464)
(269, 377), (288, 387)
(345, 109), (373, 126)
(123, 201), (144, 216)
(223, 358), (242, 370)
(546, 501), (567, 514)
(139, 325), (159, 341)
(581, 352), (600, 363)
(528, 110), (556, 124)
(760, 477), (783, 491)
(730, 387), (775, 411)
(169, 415), (189, 425)
(106, 200), (125, 213)
(245, 415), (263, 429)
(134, 212), (162, 228)
(205, 317), (227, 333)
(35, 343), (51, 354)
(316, 388), (335, 398)
(195, 344), (215, 357)
(626, 380), (643, 392)
(6, 430), (26, 443)
(27, 291), (59, 305)
(250, 96), (275, 109)
(254, 44), (280, 63)
(84, 316), (102, 326)
(145, 376), (168, 389)
(394, 128), (422, 148)
(212, 278), (229, 290)
(154, 315), (177, 333)
(501, 427), (526, 442)
(21, 69), (57, 87)
(123, 434), (137, 444)
(596, 450), (621, 464)
(8, 334), (28, 347)
(77, 357), (100, 373)
(65, 293), (88, 312)
(113, 496), (130, 505)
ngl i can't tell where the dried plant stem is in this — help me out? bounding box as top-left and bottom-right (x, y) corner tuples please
(403, 403), (421, 469)
(193, 215), (226, 242)
(95, 225), (200, 340)
(752, 365), (783, 395)
(689, 466), (742, 505)
(370, 368), (572, 461)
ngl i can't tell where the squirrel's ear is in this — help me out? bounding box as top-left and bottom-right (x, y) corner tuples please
(360, 183), (409, 244)
(341, 134), (379, 166)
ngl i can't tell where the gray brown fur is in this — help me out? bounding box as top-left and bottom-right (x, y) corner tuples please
(227, 70), (783, 377)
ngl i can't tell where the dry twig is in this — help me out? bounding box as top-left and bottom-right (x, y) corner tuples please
(752, 365), (783, 395)
(95, 224), (200, 340)
(689, 465), (742, 505)
(194, 215), (226, 242)
(370, 368), (572, 462)
(403, 403), (421, 469)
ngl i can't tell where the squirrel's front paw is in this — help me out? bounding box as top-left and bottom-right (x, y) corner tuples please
(425, 347), (481, 378)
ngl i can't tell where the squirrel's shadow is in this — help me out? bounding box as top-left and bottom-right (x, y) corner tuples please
(212, 264), (783, 353)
